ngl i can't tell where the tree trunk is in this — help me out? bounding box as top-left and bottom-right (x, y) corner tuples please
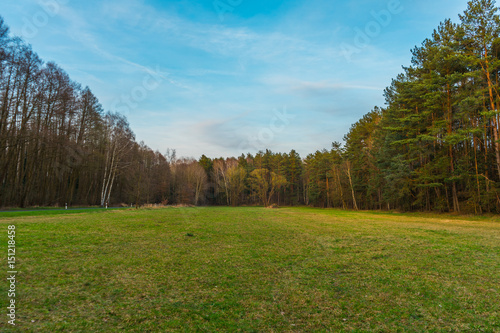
(346, 161), (358, 210)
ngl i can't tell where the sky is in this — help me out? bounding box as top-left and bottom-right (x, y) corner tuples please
(0, 0), (469, 159)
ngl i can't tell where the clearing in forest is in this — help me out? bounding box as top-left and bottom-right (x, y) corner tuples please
(0, 207), (499, 332)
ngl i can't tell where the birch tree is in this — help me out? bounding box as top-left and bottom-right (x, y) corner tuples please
(100, 112), (134, 207)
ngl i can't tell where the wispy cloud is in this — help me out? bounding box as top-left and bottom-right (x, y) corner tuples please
(53, 1), (190, 91)
(0, 0), (460, 158)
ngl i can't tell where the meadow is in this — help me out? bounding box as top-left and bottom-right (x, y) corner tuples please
(0, 207), (499, 332)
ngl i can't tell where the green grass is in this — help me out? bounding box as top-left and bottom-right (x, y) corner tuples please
(0, 208), (125, 218)
(0, 207), (499, 332)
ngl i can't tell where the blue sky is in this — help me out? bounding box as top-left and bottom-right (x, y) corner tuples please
(0, 0), (468, 158)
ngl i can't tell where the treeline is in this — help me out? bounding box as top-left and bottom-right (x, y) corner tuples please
(194, 0), (500, 213)
(357, 0), (500, 214)
(2, 0), (500, 213)
(0, 17), (170, 207)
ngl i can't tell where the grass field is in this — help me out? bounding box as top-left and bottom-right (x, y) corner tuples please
(0, 207), (499, 332)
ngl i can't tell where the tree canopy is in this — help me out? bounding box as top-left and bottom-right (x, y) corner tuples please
(1, 0), (500, 213)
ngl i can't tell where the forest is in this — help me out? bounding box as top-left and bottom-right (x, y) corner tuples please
(1, 0), (500, 213)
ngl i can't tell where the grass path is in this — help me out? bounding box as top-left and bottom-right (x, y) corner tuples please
(0, 207), (499, 332)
